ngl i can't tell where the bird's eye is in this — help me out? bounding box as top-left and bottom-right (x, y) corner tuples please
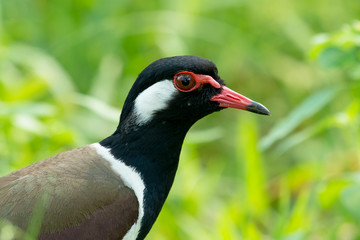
(174, 72), (197, 92)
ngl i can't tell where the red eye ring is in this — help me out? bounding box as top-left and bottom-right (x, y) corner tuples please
(173, 71), (222, 92)
(173, 71), (199, 92)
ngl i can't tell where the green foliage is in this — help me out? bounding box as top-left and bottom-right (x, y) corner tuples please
(1, 0), (360, 239)
(310, 21), (360, 73)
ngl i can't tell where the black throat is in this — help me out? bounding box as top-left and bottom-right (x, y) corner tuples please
(100, 118), (194, 239)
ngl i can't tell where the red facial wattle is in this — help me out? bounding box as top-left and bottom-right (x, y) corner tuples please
(174, 71), (221, 92)
(173, 71), (269, 115)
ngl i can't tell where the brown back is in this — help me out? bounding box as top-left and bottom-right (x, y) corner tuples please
(0, 145), (139, 240)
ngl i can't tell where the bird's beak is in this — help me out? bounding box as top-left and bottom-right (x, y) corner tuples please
(210, 86), (270, 115)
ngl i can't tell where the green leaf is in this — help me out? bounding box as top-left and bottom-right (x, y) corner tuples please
(317, 47), (352, 68)
(340, 184), (360, 223)
(260, 87), (339, 151)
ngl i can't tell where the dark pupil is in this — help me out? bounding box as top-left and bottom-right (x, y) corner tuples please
(181, 76), (191, 86)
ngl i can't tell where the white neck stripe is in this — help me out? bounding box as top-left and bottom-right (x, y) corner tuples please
(92, 143), (145, 240)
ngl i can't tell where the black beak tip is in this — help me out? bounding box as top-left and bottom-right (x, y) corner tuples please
(246, 102), (271, 116)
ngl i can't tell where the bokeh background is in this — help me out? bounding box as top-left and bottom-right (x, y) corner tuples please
(1, 0), (360, 239)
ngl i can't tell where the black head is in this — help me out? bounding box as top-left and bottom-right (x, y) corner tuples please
(117, 55), (269, 134)
(102, 56), (270, 240)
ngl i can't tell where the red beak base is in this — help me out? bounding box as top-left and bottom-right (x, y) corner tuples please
(210, 86), (270, 115)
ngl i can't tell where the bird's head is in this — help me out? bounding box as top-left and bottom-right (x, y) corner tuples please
(118, 56), (269, 132)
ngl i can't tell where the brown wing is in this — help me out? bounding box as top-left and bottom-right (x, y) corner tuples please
(0, 145), (139, 240)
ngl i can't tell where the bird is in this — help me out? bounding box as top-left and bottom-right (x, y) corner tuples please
(0, 55), (270, 240)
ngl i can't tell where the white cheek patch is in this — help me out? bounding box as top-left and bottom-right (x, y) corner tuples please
(133, 80), (177, 125)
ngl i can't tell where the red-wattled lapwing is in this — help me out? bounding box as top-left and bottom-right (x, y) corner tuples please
(0, 56), (270, 240)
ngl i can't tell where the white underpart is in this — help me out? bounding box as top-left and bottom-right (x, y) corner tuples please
(92, 143), (145, 240)
(133, 79), (177, 125)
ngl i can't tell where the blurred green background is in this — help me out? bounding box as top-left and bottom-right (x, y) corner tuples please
(1, 0), (360, 239)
